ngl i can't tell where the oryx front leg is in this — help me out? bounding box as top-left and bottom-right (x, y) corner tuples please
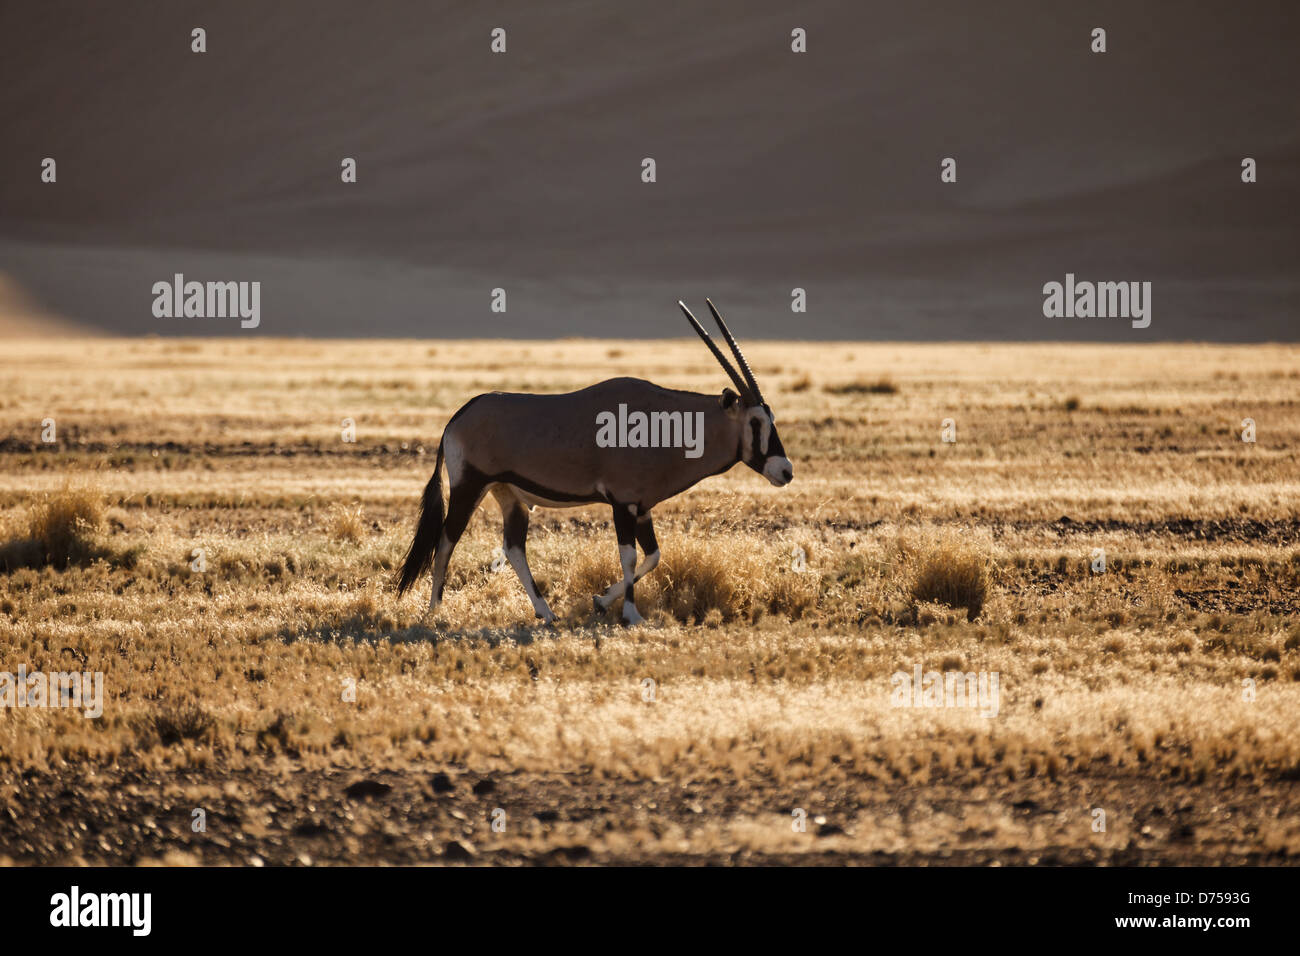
(493, 486), (554, 624)
(608, 504), (644, 625)
(594, 511), (659, 614)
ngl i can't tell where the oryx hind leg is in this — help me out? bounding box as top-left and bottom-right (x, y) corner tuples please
(492, 485), (555, 624)
(429, 473), (487, 612)
(594, 511), (659, 613)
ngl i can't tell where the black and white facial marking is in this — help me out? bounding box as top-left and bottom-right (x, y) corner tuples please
(740, 402), (793, 487)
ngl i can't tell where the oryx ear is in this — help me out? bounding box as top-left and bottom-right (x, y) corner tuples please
(719, 387), (741, 414)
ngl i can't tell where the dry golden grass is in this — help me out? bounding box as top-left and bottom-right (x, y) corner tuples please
(903, 530), (992, 621)
(28, 484), (104, 558)
(0, 483), (117, 571)
(324, 502), (368, 544)
(0, 338), (1297, 864)
(823, 376), (899, 395)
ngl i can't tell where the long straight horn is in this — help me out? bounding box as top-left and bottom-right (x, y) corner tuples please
(679, 301), (752, 399)
(706, 298), (764, 405)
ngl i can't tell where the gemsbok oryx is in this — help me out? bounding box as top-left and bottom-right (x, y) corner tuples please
(396, 299), (793, 625)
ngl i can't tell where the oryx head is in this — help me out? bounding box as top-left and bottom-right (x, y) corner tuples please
(679, 299), (793, 487)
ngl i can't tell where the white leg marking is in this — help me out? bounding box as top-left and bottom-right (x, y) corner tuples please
(596, 548), (659, 609)
(619, 544), (643, 624)
(595, 548), (660, 608)
(637, 548), (660, 578)
(505, 544), (554, 623)
(595, 583), (618, 611)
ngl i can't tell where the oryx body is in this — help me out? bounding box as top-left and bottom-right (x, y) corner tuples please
(396, 300), (793, 624)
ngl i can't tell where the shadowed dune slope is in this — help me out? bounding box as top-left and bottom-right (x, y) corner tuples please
(1, 1), (1297, 338)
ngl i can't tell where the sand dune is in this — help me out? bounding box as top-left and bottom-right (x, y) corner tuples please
(0, 273), (99, 337)
(0, 0), (1296, 338)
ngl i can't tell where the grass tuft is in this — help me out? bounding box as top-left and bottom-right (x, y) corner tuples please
(1, 484), (108, 571)
(149, 701), (216, 746)
(325, 503), (367, 543)
(824, 377), (898, 395)
(904, 530), (992, 622)
(29, 485), (104, 565)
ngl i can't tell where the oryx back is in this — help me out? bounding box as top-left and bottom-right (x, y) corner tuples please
(442, 378), (732, 509)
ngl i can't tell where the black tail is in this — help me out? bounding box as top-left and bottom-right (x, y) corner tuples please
(396, 439), (445, 596)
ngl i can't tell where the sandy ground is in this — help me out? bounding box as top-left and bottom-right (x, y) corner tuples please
(5, 764), (1296, 866)
(0, 338), (1297, 866)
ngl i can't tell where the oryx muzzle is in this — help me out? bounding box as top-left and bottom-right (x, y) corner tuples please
(397, 299), (794, 625)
